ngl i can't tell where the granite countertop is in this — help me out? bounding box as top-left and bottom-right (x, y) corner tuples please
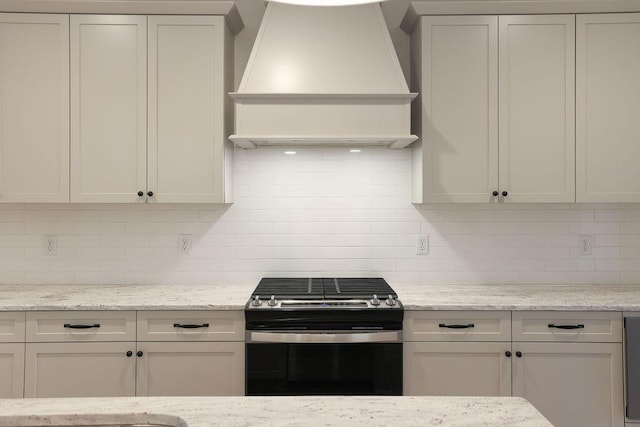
(0, 283), (253, 311)
(0, 396), (552, 427)
(392, 283), (640, 311)
(1, 283), (640, 311)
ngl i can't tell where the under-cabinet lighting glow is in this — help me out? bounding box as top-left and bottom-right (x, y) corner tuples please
(284, 151), (297, 155)
(271, 0), (386, 5)
(350, 149), (362, 153)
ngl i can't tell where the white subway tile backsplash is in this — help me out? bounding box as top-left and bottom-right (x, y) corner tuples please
(469, 272), (520, 285)
(570, 272), (620, 285)
(25, 271), (74, 284)
(0, 259), (25, 272)
(522, 272), (571, 285)
(0, 147), (636, 285)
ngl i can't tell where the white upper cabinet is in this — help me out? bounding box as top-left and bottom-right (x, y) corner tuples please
(148, 16), (230, 203)
(0, 13), (69, 202)
(576, 13), (640, 202)
(70, 15), (147, 203)
(70, 14), (232, 204)
(413, 16), (498, 203)
(498, 15), (575, 203)
(412, 14), (575, 203)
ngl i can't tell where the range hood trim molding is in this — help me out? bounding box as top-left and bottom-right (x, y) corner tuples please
(230, 93), (418, 100)
(229, 135), (419, 150)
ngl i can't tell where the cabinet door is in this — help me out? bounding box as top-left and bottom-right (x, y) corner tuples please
(512, 342), (624, 427)
(498, 15), (575, 203)
(403, 342), (511, 396)
(576, 14), (640, 202)
(24, 342), (136, 397)
(148, 16), (227, 203)
(418, 16), (498, 203)
(70, 15), (147, 203)
(0, 13), (69, 202)
(136, 341), (244, 396)
(0, 343), (24, 398)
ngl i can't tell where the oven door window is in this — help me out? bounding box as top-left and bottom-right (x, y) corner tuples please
(246, 343), (402, 395)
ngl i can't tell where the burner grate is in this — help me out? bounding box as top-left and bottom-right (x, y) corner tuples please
(251, 277), (396, 300)
(324, 278), (397, 299)
(251, 278), (324, 299)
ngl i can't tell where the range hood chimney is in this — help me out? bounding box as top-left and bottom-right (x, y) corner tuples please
(229, 2), (417, 149)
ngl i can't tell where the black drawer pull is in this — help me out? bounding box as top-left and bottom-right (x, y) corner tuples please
(548, 323), (584, 330)
(64, 323), (100, 329)
(438, 323), (475, 329)
(173, 323), (210, 329)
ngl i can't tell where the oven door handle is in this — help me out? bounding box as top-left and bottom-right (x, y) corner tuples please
(246, 331), (402, 344)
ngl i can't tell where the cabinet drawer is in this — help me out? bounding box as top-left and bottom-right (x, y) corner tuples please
(0, 312), (25, 342)
(404, 311), (511, 342)
(512, 311), (622, 343)
(26, 311), (136, 342)
(137, 311), (244, 342)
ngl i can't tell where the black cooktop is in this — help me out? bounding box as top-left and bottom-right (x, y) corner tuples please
(250, 277), (397, 300)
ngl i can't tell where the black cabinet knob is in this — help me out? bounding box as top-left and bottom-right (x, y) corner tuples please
(492, 191), (499, 197)
(502, 191), (508, 197)
(147, 191), (153, 197)
(505, 351), (512, 358)
(126, 351), (133, 357)
(137, 191), (143, 197)
(137, 351), (144, 357)
(515, 351), (522, 358)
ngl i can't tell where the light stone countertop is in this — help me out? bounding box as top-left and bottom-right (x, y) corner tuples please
(392, 283), (640, 311)
(0, 283), (253, 311)
(0, 396), (552, 427)
(1, 282), (640, 311)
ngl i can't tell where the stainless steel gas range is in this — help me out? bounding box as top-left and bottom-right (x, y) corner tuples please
(245, 277), (403, 396)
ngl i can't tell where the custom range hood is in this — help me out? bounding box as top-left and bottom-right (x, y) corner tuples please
(229, 2), (417, 149)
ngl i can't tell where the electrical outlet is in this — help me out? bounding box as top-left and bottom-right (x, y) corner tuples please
(416, 235), (429, 255)
(45, 235), (57, 256)
(579, 234), (593, 256)
(178, 234), (192, 255)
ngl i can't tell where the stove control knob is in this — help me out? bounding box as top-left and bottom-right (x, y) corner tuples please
(385, 295), (396, 306)
(268, 295), (278, 307)
(371, 294), (380, 306)
(252, 296), (262, 307)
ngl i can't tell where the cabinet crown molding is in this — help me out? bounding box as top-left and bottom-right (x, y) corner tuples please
(0, 0), (244, 34)
(401, 0), (640, 33)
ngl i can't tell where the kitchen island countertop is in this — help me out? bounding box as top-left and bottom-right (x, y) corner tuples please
(0, 395), (552, 427)
(2, 282), (640, 311)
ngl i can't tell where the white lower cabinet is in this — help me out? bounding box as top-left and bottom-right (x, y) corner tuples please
(0, 343), (25, 398)
(22, 310), (245, 397)
(512, 342), (623, 427)
(24, 342), (136, 398)
(404, 341), (511, 396)
(135, 310), (244, 396)
(403, 311), (512, 396)
(511, 311), (623, 427)
(405, 310), (624, 427)
(0, 312), (26, 398)
(136, 341), (244, 396)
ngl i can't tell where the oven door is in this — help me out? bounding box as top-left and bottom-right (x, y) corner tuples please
(245, 331), (402, 396)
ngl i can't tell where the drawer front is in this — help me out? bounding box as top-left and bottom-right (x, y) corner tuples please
(404, 311), (511, 342)
(137, 311), (244, 342)
(512, 311), (622, 343)
(0, 312), (25, 342)
(26, 311), (136, 342)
